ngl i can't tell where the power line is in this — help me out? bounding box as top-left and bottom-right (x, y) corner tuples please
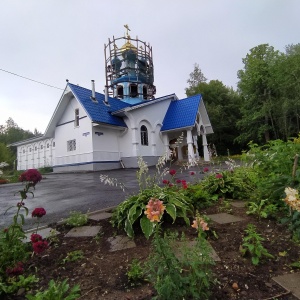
(0, 68), (64, 90)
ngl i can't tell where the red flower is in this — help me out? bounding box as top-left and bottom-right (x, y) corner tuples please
(19, 169), (42, 185)
(32, 207), (46, 218)
(215, 173), (223, 179)
(6, 262), (24, 276)
(169, 183), (174, 187)
(31, 233), (43, 243)
(169, 169), (176, 176)
(203, 167), (209, 173)
(190, 171), (195, 176)
(32, 240), (48, 254)
(3, 228), (8, 233)
(181, 180), (186, 184)
(162, 179), (169, 184)
(182, 183), (188, 189)
(176, 179), (182, 184)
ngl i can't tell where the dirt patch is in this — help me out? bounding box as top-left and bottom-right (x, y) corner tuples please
(10, 203), (300, 299)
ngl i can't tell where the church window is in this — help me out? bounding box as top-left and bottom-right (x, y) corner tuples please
(75, 109), (79, 127)
(67, 139), (76, 151)
(143, 86), (147, 100)
(41, 145), (43, 150)
(141, 125), (148, 146)
(53, 142), (55, 147)
(47, 143), (49, 148)
(35, 146), (37, 151)
(29, 148), (32, 152)
(129, 84), (138, 98)
(117, 85), (124, 99)
(23, 149), (25, 154)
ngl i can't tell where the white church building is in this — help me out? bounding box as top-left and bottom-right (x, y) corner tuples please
(10, 29), (213, 172)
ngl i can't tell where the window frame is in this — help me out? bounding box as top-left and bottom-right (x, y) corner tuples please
(67, 139), (76, 152)
(140, 125), (149, 146)
(74, 108), (80, 127)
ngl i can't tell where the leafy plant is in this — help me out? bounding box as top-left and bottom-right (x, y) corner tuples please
(145, 229), (214, 300)
(126, 258), (144, 284)
(240, 224), (274, 265)
(246, 199), (278, 220)
(0, 274), (39, 295)
(65, 211), (88, 227)
(61, 250), (84, 264)
(200, 166), (256, 200)
(183, 184), (216, 210)
(26, 279), (80, 300)
(111, 185), (193, 238)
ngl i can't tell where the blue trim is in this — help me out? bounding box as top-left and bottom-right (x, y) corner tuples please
(53, 160), (120, 168)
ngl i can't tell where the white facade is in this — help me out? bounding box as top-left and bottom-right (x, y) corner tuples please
(11, 84), (212, 172)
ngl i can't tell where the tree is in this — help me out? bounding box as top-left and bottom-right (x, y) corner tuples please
(186, 77), (243, 155)
(185, 63), (207, 95)
(237, 44), (282, 144)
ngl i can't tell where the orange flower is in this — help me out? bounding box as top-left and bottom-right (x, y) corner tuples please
(144, 198), (165, 222)
(191, 216), (209, 231)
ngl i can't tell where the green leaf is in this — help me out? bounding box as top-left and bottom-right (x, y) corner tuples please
(140, 215), (155, 239)
(165, 203), (176, 223)
(128, 204), (143, 225)
(125, 219), (134, 238)
(252, 256), (259, 265)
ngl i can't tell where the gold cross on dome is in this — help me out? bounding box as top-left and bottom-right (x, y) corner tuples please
(124, 24), (131, 38)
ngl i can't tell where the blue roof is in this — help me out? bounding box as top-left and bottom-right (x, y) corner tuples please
(68, 83), (131, 128)
(161, 94), (202, 131)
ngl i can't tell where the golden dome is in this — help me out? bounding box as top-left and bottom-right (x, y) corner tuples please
(120, 40), (137, 53)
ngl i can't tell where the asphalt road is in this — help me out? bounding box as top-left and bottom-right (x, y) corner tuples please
(0, 166), (209, 230)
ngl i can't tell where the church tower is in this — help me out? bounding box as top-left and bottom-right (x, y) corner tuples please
(104, 25), (156, 104)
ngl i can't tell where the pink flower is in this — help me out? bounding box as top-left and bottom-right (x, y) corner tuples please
(191, 217), (209, 231)
(169, 169), (176, 176)
(144, 198), (166, 222)
(163, 179), (169, 184)
(6, 262), (24, 276)
(215, 173), (223, 179)
(32, 207), (46, 218)
(19, 169), (42, 185)
(32, 240), (48, 254)
(190, 171), (195, 176)
(30, 233), (43, 243)
(203, 167), (209, 173)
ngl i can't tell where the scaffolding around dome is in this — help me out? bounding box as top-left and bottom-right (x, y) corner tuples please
(104, 32), (156, 103)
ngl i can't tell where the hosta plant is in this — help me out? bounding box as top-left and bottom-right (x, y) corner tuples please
(111, 185), (193, 238)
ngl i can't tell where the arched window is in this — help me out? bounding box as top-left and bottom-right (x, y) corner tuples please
(117, 85), (124, 99)
(140, 125), (148, 146)
(143, 86), (147, 100)
(129, 84), (138, 98)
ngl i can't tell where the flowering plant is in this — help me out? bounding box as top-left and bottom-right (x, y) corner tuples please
(32, 208), (46, 218)
(1, 169), (43, 285)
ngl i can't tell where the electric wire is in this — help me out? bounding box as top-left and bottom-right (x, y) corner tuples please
(0, 68), (64, 90)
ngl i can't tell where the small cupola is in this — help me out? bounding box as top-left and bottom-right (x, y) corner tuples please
(104, 25), (156, 104)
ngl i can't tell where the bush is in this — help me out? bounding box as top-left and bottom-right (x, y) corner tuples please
(200, 167), (257, 200)
(111, 185), (194, 238)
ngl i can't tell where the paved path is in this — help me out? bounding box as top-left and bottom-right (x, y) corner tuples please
(0, 165), (210, 230)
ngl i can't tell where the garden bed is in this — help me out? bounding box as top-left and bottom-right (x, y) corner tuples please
(11, 202), (300, 300)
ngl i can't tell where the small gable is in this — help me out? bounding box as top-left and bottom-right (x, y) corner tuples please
(68, 83), (131, 128)
(161, 94), (202, 131)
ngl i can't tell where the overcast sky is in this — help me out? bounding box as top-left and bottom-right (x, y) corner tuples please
(0, 0), (299, 133)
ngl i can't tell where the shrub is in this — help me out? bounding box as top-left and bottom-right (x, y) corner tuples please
(111, 185), (193, 238)
(200, 166), (256, 200)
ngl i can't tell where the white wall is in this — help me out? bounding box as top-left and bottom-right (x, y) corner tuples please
(54, 97), (93, 168)
(16, 138), (55, 170)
